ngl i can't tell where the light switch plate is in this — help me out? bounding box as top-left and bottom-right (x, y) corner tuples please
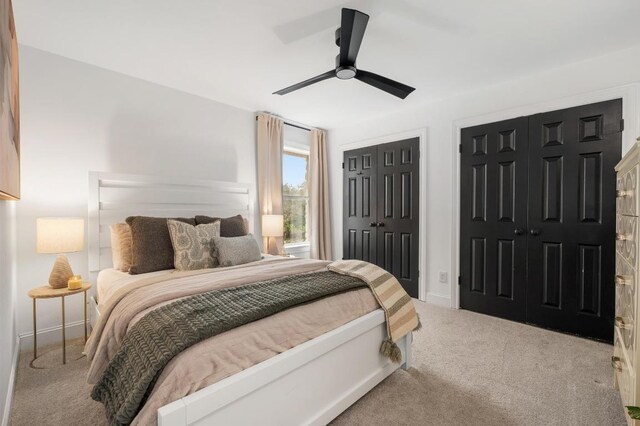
(438, 271), (448, 283)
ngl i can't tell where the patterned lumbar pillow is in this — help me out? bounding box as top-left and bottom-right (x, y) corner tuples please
(109, 223), (132, 272)
(167, 220), (221, 271)
(212, 234), (262, 267)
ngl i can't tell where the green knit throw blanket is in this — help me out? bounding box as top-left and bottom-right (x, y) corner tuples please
(91, 271), (366, 426)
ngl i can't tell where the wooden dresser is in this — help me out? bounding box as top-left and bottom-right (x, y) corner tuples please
(615, 140), (640, 424)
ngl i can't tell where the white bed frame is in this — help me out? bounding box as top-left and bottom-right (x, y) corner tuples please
(88, 172), (411, 426)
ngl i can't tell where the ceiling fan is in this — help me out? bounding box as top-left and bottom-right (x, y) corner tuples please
(273, 8), (415, 99)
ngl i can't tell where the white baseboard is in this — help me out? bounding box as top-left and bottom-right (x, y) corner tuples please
(425, 292), (451, 308)
(18, 320), (87, 352)
(2, 336), (19, 426)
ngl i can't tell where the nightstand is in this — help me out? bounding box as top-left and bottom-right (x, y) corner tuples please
(27, 283), (91, 366)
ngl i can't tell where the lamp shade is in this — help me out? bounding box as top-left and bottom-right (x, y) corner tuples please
(36, 218), (85, 254)
(261, 214), (283, 237)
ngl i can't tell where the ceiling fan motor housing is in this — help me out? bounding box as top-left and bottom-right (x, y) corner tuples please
(335, 54), (356, 79)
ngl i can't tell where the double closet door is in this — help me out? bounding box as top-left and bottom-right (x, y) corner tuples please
(460, 99), (622, 341)
(343, 138), (420, 298)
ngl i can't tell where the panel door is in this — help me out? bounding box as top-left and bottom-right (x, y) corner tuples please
(376, 138), (420, 298)
(527, 99), (622, 341)
(460, 118), (530, 321)
(343, 147), (378, 263)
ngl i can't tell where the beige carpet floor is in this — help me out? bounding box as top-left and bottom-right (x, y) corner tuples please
(10, 302), (626, 426)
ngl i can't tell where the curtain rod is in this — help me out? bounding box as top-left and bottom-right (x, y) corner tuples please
(255, 114), (312, 132)
(284, 122), (311, 132)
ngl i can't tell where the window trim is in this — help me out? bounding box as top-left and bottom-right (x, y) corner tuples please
(285, 242), (311, 253)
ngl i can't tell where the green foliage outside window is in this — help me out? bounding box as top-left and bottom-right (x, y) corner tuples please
(283, 170), (308, 244)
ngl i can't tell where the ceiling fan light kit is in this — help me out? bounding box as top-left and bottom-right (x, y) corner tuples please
(274, 8), (415, 99)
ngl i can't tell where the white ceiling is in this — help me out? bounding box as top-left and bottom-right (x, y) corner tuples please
(13, 0), (640, 129)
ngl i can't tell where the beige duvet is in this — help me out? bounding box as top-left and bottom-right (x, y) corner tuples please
(85, 257), (379, 425)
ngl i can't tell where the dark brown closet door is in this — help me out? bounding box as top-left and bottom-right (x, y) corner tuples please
(343, 147), (378, 263)
(376, 138), (420, 298)
(460, 117), (530, 321)
(527, 99), (622, 341)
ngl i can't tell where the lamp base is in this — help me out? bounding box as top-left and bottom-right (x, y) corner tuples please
(264, 236), (282, 256)
(48, 254), (74, 289)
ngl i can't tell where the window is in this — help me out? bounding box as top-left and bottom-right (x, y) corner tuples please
(282, 150), (309, 245)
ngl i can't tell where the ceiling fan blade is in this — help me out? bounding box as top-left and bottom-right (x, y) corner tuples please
(273, 70), (336, 95)
(272, 0), (379, 44)
(355, 70), (415, 99)
(339, 8), (369, 66)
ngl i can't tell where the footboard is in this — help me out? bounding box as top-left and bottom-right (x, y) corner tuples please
(158, 309), (411, 426)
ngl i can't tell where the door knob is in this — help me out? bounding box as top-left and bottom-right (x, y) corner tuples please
(514, 228), (525, 236)
(369, 222), (377, 227)
(530, 229), (541, 236)
(377, 222), (385, 227)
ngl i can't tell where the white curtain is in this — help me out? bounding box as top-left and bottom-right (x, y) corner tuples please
(256, 113), (284, 255)
(309, 129), (332, 260)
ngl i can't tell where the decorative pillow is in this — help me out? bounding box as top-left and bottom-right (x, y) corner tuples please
(195, 215), (248, 237)
(126, 216), (196, 274)
(109, 223), (132, 272)
(167, 220), (220, 271)
(213, 234), (262, 267)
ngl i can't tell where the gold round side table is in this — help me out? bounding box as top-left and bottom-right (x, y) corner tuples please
(27, 283), (91, 366)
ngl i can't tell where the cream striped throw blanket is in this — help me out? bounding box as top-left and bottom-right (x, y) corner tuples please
(328, 259), (421, 363)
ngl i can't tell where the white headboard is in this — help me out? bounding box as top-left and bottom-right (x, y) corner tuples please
(88, 172), (255, 274)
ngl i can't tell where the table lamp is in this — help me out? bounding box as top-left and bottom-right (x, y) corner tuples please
(261, 214), (283, 255)
(36, 218), (85, 289)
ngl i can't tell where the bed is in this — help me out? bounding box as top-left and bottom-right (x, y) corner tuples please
(87, 172), (413, 426)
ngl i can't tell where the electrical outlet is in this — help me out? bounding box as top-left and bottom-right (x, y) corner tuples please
(438, 271), (448, 283)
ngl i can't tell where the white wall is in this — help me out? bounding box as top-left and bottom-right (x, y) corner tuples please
(0, 200), (17, 425)
(16, 46), (257, 347)
(328, 44), (640, 306)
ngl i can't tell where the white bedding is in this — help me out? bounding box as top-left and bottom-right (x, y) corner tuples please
(88, 257), (380, 425)
(96, 255), (281, 305)
(96, 268), (173, 305)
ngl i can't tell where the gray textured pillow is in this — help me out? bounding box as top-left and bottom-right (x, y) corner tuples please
(126, 216), (196, 274)
(167, 220), (220, 270)
(195, 215), (248, 237)
(213, 234), (262, 267)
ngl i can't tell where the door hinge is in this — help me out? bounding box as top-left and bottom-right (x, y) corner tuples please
(341, 162), (344, 169)
(458, 276), (461, 286)
(620, 119), (625, 132)
(458, 144), (462, 153)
